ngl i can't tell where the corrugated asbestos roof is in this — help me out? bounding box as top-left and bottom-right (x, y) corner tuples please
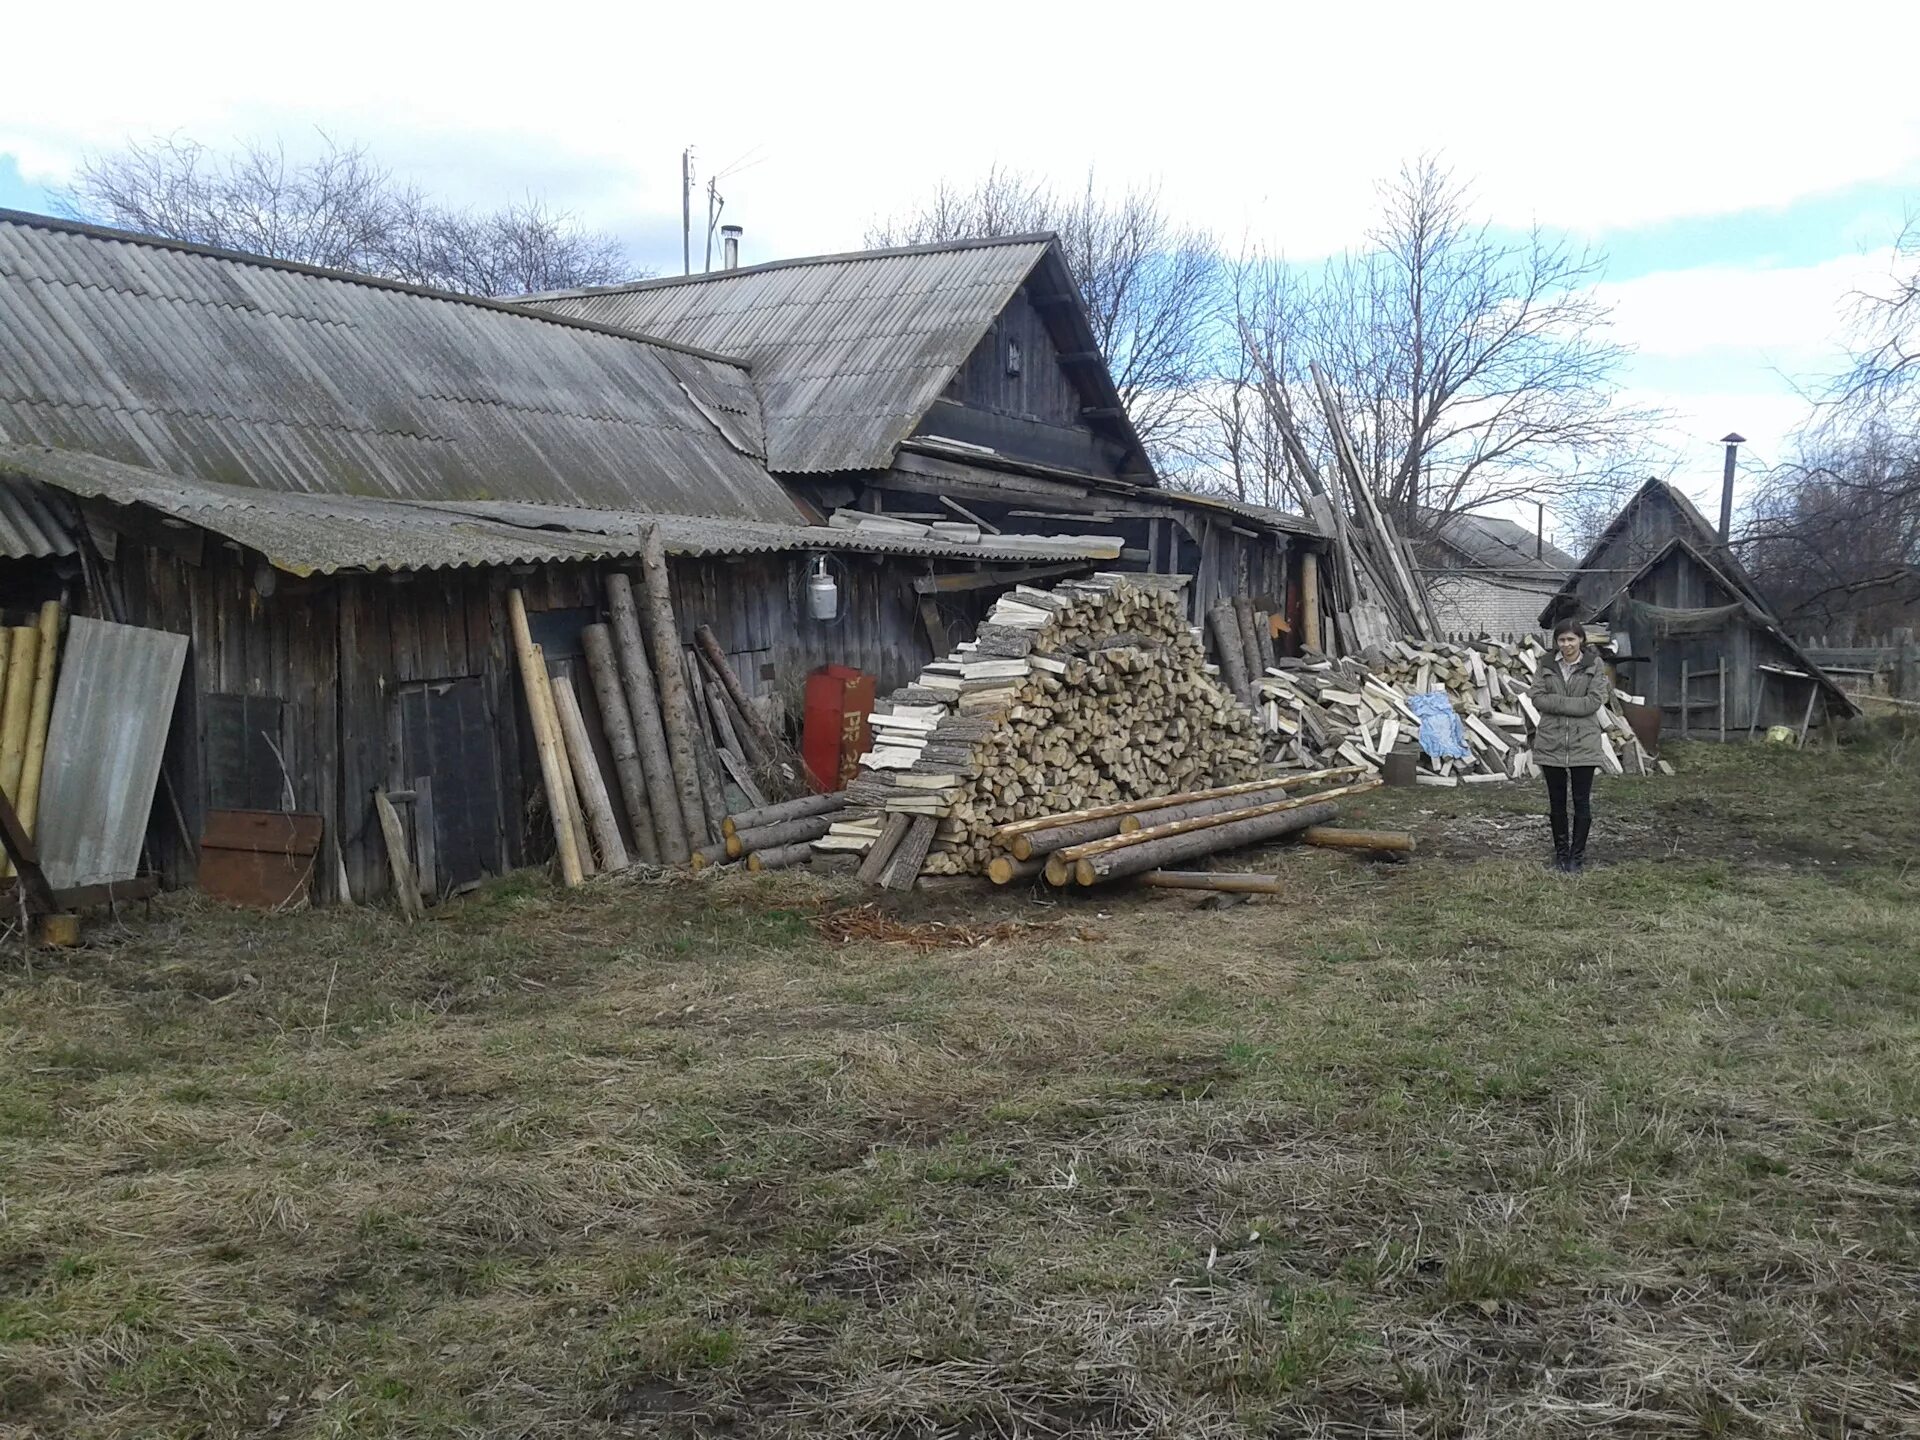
(0, 442), (1124, 574)
(1160, 488), (1322, 538)
(0, 209), (799, 522)
(1421, 507), (1576, 575)
(0, 473), (78, 558)
(519, 237), (1057, 475)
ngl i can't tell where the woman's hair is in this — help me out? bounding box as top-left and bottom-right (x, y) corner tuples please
(1552, 619), (1585, 642)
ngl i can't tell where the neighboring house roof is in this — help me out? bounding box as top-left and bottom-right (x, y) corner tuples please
(0, 208), (801, 523)
(1550, 478), (1767, 611)
(518, 234), (1156, 482)
(0, 442), (1124, 576)
(1419, 507), (1575, 576)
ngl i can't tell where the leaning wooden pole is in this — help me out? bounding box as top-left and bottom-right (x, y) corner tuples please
(535, 646), (596, 880)
(552, 676), (630, 873)
(694, 624), (784, 765)
(1232, 596), (1263, 690)
(507, 590), (585, 887)
(1208, 605), (1251, 705)
(634, 528), (713, 847)
(6, 602), (60, 881)
(581, 623), (660, 865)
(605, 572), (689, 863)
(0, 625), (40, 801)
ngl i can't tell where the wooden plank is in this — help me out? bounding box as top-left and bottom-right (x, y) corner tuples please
(372, 789), (423, 921)
(911, 560), (1094, 595)
(856, 812), (913, 885)
(879, 814), (937, 890)
(412, 776), (438, 900)
(0, 789), (59, 914)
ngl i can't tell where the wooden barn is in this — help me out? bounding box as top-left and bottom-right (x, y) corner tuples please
(0, 210), (1315, 905)
(1539, 479), (1855, 738)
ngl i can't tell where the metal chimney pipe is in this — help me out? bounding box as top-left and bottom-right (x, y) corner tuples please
(721, 224), (742, 270)
(1718, 432), (1745, 543)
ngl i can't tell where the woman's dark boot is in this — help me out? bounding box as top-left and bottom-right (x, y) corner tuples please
(1550, 815), (1571, 873)
(1570, 814), (1591, 873)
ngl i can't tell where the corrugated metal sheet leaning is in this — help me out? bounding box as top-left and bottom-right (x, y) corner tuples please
(0, 443), (1125, 575)
(0, 209), (797, 522)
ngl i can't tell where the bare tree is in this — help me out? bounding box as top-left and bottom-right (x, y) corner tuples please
(1227, 156), (1656, 527)
(869, 167), (1222, 469)
(65, 133), (637, 297)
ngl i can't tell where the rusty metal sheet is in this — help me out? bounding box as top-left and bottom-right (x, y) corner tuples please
(35, 616), (189, 889)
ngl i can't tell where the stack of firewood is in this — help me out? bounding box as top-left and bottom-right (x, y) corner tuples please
(1253, 636), (1666, 784)
(824, 574), (1269, 883)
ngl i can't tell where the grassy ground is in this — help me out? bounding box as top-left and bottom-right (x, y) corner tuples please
(5, 720), (1920, 1438)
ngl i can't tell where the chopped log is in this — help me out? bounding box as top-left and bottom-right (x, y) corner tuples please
(581, 624), (660, 865)
(746, 841), (817, 872)
(1115, 781), (1292, 833)
(1253, 610), (1278, 675)
(507, 591), (585, 887)
(724, 792), (846, 837)
(1208, 605), (1251, 704)
(689, 841), (733, 870)
(725, 812), (838, 860)
(1135, 870), (1286, 894)
(1299, 826), (1415, 854)
(551, 675), (630, 872)
(856, 812), (914, 885)
(879, 814), (937, 890)
(695, 624), (784, 765)
(1076, 800), (1340, 885)
(373, 789), (424, 920)
(987, 854), (1046, 885)
(634, 529), (712, 847)
(605, 573), (688, 863)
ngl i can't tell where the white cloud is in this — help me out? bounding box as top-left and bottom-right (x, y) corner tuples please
(4, 1), (1919, 262)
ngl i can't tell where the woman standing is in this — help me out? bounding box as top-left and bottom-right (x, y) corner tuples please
(1529, 620), (1613, 873)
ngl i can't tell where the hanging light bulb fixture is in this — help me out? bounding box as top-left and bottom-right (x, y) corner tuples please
(806, 553), (839, 621)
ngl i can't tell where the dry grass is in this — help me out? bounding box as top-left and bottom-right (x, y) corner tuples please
(4, 732), (1920, 1438)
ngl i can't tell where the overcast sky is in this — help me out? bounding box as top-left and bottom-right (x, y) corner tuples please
(5, 1), (1918, 542)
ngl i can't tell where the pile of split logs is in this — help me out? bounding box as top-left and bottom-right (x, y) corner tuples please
(507, 526), (807, 886)
(1251, 635), (1666, 783)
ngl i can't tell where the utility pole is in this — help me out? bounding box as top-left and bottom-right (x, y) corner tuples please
(681, 147), (692, 277)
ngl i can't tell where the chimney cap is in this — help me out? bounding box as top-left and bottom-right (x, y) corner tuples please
(720, 223), (743, 237)
(1720, 432), (1747, 445)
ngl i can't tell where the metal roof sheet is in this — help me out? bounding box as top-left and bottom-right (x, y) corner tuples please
(0, 442), (1124, 574)
(0, 209), (799, 522)
(0, 474), (78, 558)
(520, 237), (1055, 474)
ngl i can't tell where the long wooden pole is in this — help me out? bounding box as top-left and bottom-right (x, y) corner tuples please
(1301, 552), (1322, 652)
(605, 573), (688, 862)
(1300, 826), (1415, 854)
(506, 590), (585, 888)
(16, 601), (59, 838)
(581, 623), (660, 865)
(1113, 782), (1294, 835)
(723, 792), (845, 838)
(683, 650), (731, 835)
(552, 674), (630, 872)
(1232, 596), (1263, 691)
(1208, 605), (1251, 705)
(0, 626), (40, 801)
(694, 625), (783, 764)
(726, 812), (837, 859)
(1135, 870), (1286, 894)
(1077, 801), (1340, 885)
(994, 767), (1363, 842)
(536, 647), (596, 879)
(635, 529), (713, 847)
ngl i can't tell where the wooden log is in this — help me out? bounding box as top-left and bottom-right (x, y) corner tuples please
(746, 841), (818, 872)
(605, 573), (688, 863)
(694, 624), (783, 765)
(705, 680), (766, 789)
(726, 812), (838, 859)
(507, 591), (585, 888)
(689, 841), (733, 870)
(880, 814), (938, 890)
(537, 647), (596, 879)
(987, 854), (1046, 885)
(724, 792), (846, 837)
(16, 601), (59, 838)
(1008, 814), (1131, 860)
(0, 625), (39, 800)
(1135, 870), (1285, 894)
(581, 624), (660, 865)
(856, 812), (914, 884)
(1077, 800), (1340, 885)
(1208, 606), (1251, 704)
(552, 674), (630, 872)
(373, 789), (424, 920)
(1058, 779), (1382, 867)
(1300, 825), (1415, 854)
(634, 528), (713, 847)
(1115, 782), (1292, 833)
(1232, 596), (1263, 693)
(683, 650), (731, 835)
(1301, 553), (1322, 652)
(1253, 610), (1277, 674)
(992, 768), (1362, 840)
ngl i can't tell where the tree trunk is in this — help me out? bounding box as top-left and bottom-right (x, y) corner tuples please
(581, 623), (660, 865)
(695, 624), (783, 763)
(1300, 826), (1415, 854)
(746, 841), (818, 872)
(1076, 800), (1339, 885)
(987, 854), (1046, 885)
(726, 811), (837, 859)
(1114, 782), (1293, 834)
(605, 572), (688, 862)
(551, 674), (630, 872)
(1208, 605), (1251, 704)
(507, 590), (584, 887)
(1008, 814), (1130, 860)
(724, 792), (846, 837)
(537, 646), (596, 879)
(1232, 596), (1263, 690)
(635, 528), (712, 846)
